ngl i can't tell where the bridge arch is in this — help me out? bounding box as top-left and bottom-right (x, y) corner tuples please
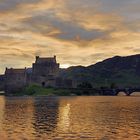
(115, 89), (131, 96)
(128, 92), (140, 96)
(117, 91), (127, 96)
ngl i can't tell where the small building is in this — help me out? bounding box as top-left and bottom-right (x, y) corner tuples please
(5, 68), (27, 94)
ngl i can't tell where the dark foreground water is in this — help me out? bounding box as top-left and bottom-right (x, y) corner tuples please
(0, 96), (140, 140)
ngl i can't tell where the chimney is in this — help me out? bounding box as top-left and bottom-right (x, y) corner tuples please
(36, 56), (39, 60)
(54, 55), (56, 62)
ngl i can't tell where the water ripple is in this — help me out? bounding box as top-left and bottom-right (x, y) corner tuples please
(0, 96), (140, 139)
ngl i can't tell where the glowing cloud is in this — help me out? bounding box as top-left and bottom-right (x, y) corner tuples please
(0, 0), (139, 73)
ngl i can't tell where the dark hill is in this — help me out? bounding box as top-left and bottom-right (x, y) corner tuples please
(59, 54), (140, 88)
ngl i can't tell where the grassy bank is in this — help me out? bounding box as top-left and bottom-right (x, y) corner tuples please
(19, 85), (73, 96)
(15, 85), (100, 96)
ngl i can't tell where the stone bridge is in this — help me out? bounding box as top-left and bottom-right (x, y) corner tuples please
(68, 88), (140, 96)
(99, 88), (140, 96)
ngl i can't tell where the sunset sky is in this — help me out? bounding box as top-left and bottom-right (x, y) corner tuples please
(0, 0), (140, 73)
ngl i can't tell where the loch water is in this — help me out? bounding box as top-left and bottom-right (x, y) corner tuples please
(0, 96), (140, 140)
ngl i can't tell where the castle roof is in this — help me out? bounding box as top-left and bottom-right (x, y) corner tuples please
(36, 56), (56, 64)
(5, 68), (26, 74)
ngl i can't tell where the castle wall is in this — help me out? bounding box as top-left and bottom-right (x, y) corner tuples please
(55, 77), (73, 88)
(32, 63), (59, 76)
(0, 75), (5, 91)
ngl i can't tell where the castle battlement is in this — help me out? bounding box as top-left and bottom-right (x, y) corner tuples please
(35, 55), (57, 64)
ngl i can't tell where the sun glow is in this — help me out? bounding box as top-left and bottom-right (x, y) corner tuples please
(60, 64), (70, 68)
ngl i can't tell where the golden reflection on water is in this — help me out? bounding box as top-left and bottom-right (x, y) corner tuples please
(0, 96), (5, 138)
(0, 96), (139, 140)
(58, 102), (70, 132)
(1, 97), (35, 139)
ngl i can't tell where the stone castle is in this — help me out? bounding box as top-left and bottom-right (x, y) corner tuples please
(0, 56), (73, 93)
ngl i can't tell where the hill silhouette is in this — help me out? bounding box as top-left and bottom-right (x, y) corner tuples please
(59, 54), (140, 88)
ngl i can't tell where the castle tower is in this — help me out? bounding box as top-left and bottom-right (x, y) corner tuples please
(31, 56), (60, 87)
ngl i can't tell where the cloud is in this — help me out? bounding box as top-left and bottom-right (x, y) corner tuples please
(0, 0), (139, 73)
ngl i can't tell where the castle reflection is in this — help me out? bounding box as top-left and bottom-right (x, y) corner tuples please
(1, 96), (60, 139)
(33, 97), (59, 138)
(1, 97), (35, 139)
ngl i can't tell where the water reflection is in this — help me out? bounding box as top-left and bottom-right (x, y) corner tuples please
(0, 96), (5, 138)
(57, 99), (71, 131)
(33, 97), (59, 138)
(0, 96), (139, 139)
(55, 96), (140, 139)
(2, 97), (35, 139)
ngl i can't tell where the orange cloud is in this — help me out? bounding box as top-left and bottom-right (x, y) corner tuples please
(0, 0), (140, 74)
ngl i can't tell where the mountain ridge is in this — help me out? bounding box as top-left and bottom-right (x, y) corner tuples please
(59, 54), (140, 88)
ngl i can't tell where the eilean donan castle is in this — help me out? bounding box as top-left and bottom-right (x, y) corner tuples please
(2, 56), (73, 93)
